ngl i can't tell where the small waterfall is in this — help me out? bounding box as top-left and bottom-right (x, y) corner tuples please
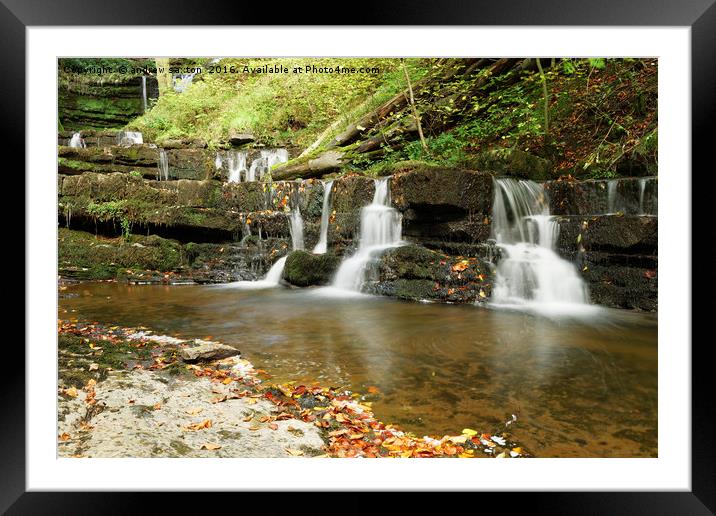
(312, 180), (334, 254)
(116, 131), (143, 146)
(227, 151), (247, 183)
(262, 256), (288, 284)
(247, 149), (289, 181)
(490, 178), (592, 315)
(607, 180), (619, 214)
(173, 73), (195, 93)
(68, 132), (85, 148)
(330, 177), (403, 292)
(215, 153), (223, 170)
(157, 149), (169, 181)
(288, 206), (305, 251)
(141, 76), (148, 112)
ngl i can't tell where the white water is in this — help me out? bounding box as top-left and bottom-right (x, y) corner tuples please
(68, 132), (85, 148)
(227, 151), (247, 183)
(228, 203), (303, 290)
(491, 178), (593, 316)
(247, 149), (289, 181)
(312, 181), (334, 254)
(142, 76), (148, 112)
(329, 177), (402, 293)
(607, 180), (619, 214)
(173, 73), (195, 93)
(117, 131), (143, 146)
(157, 149), (169, 181)
(215, 153), (223, 170)
(289, 206), (305, 251)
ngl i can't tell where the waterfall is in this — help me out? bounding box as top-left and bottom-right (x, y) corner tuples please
(490, 178), (592, 316)
(173, 73), (195, 93)
(607, 180), (619, 214)
(68, 132), (85, 148)
(227, 204), (303, 289)
(141, 76), (148, 112)
(227, 151), (247, 183)
(215, 153), (223, 170)
(247, 149), (289, 181)
(312, 180), (334, 254)
(157, 149), (169, 181)
(289, 206), (305, 251)
(117, 131), (143, 146)
(330, 177), (403, 292)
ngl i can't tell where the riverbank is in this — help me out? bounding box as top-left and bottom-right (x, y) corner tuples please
(58, 318), (525, 458)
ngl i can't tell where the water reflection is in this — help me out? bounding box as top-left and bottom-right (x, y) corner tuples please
(59, 283), (657, 457)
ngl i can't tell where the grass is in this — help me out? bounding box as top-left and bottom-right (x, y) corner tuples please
(127, 58), (429, 149)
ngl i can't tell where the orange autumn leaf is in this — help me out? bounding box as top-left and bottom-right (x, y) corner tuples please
(200, 443), (222, 450)
(58, 432), (71, 441)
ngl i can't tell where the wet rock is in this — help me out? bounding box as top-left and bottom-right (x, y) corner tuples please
(160, 138), (208, 149)
(391, 167), (494, 244)
(282, 250), (341, 287)
(180, 341), (240, 362)
(331, 175), (375, 213)
(470, 148), (553, 180)
(545, 177), (658, 216)
(556, 215), (657, 254)
(228, 132), (255, 146)
(366, 244), (494, 303)
(391, 167), (493, 216)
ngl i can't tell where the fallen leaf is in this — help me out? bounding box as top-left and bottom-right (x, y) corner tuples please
(186, 419), (212, 431)
(64, 387), (78, 398)
(269, 423), (278, 431)
(200, 443), (221, 450)
(285, 448), (304, 456)
(367, 386), (380, 394)
(462, 428), (478, 437)
(186, 407), (203, 415)
(88, 363), (99, 371)
(58, 432), (71, 441)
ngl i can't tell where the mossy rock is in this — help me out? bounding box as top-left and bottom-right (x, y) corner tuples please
(282, 250), (341, 287)
(470, 148), (553, 181)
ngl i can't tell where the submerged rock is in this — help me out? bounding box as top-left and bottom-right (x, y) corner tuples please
(180, 341), (240, 362)
(282, 250), (342, 287)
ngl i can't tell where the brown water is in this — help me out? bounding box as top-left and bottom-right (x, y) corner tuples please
(59, 282), (658, 457)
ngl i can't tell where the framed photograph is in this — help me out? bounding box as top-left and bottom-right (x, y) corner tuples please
(8, 0), (710, 511)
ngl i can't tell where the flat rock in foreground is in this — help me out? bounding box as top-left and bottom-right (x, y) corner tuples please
(180, 341), (240, 362)
(58, 369), (324, 458)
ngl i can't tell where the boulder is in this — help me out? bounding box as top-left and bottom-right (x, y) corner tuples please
(545, 177), (658, 216)
(556, 215), (657, 255)
(228, 133), (255, 146)
(365, 245), (494, 303)
(180, 340), (240, 362)
(282, 250), (342, 287)
(390, 167), (493, 244)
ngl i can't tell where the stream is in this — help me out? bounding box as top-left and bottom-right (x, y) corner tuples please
(59, 282), (657, 457)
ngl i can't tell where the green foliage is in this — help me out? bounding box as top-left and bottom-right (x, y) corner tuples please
(129, 58), (423, 148)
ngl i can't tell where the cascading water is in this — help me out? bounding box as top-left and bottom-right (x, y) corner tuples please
(227, 189), (304, 289)
(116, 131), (143, 146)
(330, 177), (402, 293)
(227, 151), (247, 183)
(173, 73), (195, 93)
(215, 153), (223, 170)
(607, 180), (619, 214)
(289, 206), (305, 251)
(157, 149), (169, 181)
(312, 180), (334, 254)
(141, 76), (148, 112)
(247, 149), (289, 181)
(68, 132), (85, 148)
(490, 178), (592, 316)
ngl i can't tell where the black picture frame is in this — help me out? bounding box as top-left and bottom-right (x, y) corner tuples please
(6, 0), (711, 512)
